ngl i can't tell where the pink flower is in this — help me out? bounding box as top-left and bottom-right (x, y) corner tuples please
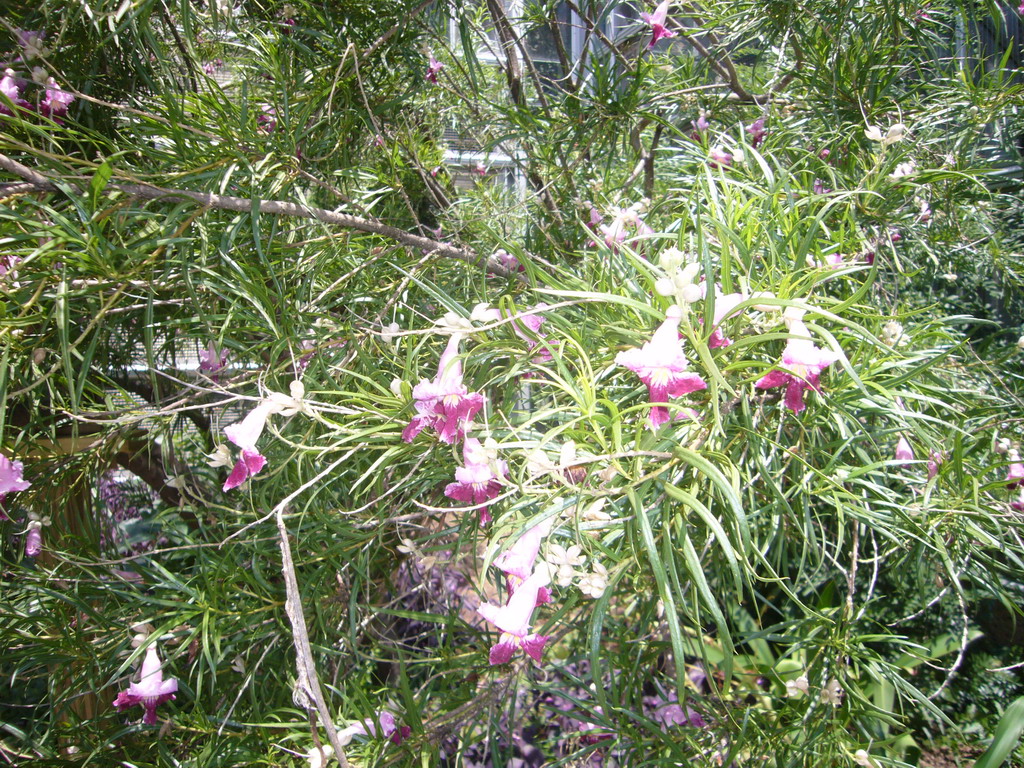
(25, 519), (42, 557)
(708, 146), (733, 168)
(39, 78), (74, 121)
(707, 292), (747, 349)
(641, 0), (677, 48)
(222, 400), (280, 491)
(198, 340), (228, 376)
(598, 206), (652, 251)
(354, 711), (411, 745)
(257, 105), (276, 133)
(478, 567), (551, 665)
(0, 452), (31, 519)
(691, 113), (710, 139)
(402, 335), (484, 444)
(426, 53), (444, 84)
(615, 305), (707, 428)
(494, 517), (554, 604)
(894, 436), (914, 466)
(755, 321), (839, 413)
(927, 451), (943, 479)
(444, 438), (508, 524)
(473, 162), (487, 176)
(0, 69), (24, 115)
(746, 117), (766, 147)
(113, 645), (178, 725)
(1006, 451), (1024, 488)
(492, 248), (523, 272)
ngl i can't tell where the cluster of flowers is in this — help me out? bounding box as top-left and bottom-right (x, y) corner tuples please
(1, 31), (75, 122)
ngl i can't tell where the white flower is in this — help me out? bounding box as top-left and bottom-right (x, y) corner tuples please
(1017, 335), (1024, 352)
(390, 377), (404, 397)
(853, 749), (876, 768)
(207, 444), (233, 468)
(820, 677), (843, 706)
(881, 321), (906, 346)
(547, 543), (586, 587)
(581, 497), (612, 523)
(380, 322), (401, 343)
(658, 247), (686, 272)
(865, 123), (906, 146)
(889, 160), (916, 179)
(31, 66), (47, 84)
(436, 311), (474, 332)
(654, 277), (675, 297)
(785, 675), (809, 698)
(578, 562), (609, 599)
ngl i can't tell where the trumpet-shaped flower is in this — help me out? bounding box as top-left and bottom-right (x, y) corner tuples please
(707, 291), (748, 348)
(755, 320), (839, 413)
(113, 645), (178, 725)
(353, 710), (412, 745)
(478, 567), (551, 665)
(894, 436), (914, 466)
(39, 78), (74, 121)
(641, 0), (677, 48)
(198, 341), (228, 375)
(444, 437), (508, 524)
(402, 334), (484, 444)
(0, 452), (31, 520)
(222, 384), (305, 491)
(0, 69), (24, 115)
(426, 53), (444, 84)
(615, 305), (707, 428)
(746, 117), (766, 147)
(493, 517), (554, 586)
(25, 518), (42, 557)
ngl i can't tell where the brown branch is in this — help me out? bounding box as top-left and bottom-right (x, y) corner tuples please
(277, 506), (351, 768)
(0, 152), (516, 277)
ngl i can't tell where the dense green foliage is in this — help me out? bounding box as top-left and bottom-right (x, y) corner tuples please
(1, 0), (1023, 766)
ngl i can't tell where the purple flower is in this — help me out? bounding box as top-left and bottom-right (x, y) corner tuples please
(641, 0), (677, 48)
(257, 105), (276, 133)
(198, 340), (228, 376)
(755, 320), (839, 413)
(708, 146), (733, 168)
(894, 435), (914, 466)
(39, 78), (74, 122)
(492, 248), (523, 273)
(478, 567), (551, 665)
(426, 53), (444, 84)
(746, 117), (766, 147)
(402, 334), (484, 444)
(354, 711), (412, 745)
(444, 438), (508, 524)
(645, 691), (707, 729)
(615, 305), (707, 428)
(25, 519), (42, 557)
(113, 645), (178, 725)
(0, 452), (31, 519)
(927, 451), (943, 479)
(473, 162), (487, 176)
(16, 30), (49, 60)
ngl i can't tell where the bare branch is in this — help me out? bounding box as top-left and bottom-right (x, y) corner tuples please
(0, 152), (517, 277)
